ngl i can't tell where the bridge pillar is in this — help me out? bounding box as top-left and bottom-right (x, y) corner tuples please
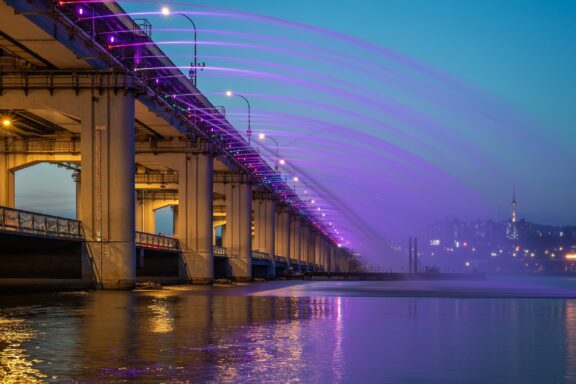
(80, 92), (136, 290)
(325, 239), (332, 271)
(72, 172), (82, 220)
(275, 207), (291, 269)
(134, 194), (178, 234)
(0, 149), (16, 207)
(177, 153), (214, 283)
(336, 248), (344, 272)
(135, 197), (156, 233)
(137, 148), (214, 283)
(329, 243), (336, 272)
(314, 232), (323, 271)
(0, 142), (80, 208)
(253, 192), (276, 279)
(300, 223), (310, 272)
(223, 178), (252, 281)
(289, 214), (302, 272)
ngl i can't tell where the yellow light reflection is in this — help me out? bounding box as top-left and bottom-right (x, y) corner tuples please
(145, 292), (175, 334)
(0, 317), (47, 383)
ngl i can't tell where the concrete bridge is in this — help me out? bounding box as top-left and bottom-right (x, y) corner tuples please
(0, 0), (355, 289)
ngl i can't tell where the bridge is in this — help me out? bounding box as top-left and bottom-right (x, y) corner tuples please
(0, 0), (355, 289)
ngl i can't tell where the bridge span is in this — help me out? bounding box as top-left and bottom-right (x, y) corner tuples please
(0, 0), (355, 289)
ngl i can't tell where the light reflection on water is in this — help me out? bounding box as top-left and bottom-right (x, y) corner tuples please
(2, 279), (576, 383)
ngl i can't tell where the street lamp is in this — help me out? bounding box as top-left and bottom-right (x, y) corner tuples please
(161, 7), (205, 87)
(226, 90), (252, 143)
(2, 119), (11, 127)
(292, 175), (299, 192)
(257, 132), (280, 172)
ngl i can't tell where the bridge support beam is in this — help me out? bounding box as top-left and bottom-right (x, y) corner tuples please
(329, 243), (336, 272)
(0, 138), (81, 208)
(314, 232), (322, 271)
(323, 238), (331, 271)
(135, 196), (178, 234)
(80, 92), (136, 290)
(0, 84), (138, 290)
(275, 207), (291, 269)
(289, 215), (302, 272)
(300, 223), (311, 272)
(177, 154), (214, 283)
(253, 192), (276, 279)
(223, 179), (252, 281)
(137, 146), (215, 283)
(135, 198), (156, 233)
(0, 153), (15, 208)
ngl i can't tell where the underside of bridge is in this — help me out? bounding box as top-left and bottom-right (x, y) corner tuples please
(0, 0), (353, 289)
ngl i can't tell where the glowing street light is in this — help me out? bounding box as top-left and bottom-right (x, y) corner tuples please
(2, 119), (11, 127)
(226, 90), (252, 143)
(161, 7), (205, 87)
(257, 132), (281, 172)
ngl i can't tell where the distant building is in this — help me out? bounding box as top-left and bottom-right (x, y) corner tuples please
(506, 188), (519, 241)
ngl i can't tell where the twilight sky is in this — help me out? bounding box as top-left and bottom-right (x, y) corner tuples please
(17, 0), (576, 265)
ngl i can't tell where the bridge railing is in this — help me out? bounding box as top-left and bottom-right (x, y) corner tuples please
(213, 246), (227, 257)
(135, 231), (179, 250)
(0, 206), (82, 239)
(275, 256), (288, 264)
(252, 251), (269, 260)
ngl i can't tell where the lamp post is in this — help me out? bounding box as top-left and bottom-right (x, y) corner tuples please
(226, 90), (252, 143)
(161, 7), (204, 87)
(292, 176), (299, 192)
(257, 132), (281, 173)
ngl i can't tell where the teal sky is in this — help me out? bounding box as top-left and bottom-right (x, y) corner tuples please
(17, 0), (576, 263)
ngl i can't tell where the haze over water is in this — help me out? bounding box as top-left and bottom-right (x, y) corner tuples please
(3, 278), (576, 383)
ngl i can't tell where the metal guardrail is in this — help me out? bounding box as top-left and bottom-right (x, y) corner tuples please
(134, 172), (178, 185)
(135, 231), (179, 250)
(0, 206), (82, 239)
(213, 246), (227, 256)
(252, 251), (269, 260)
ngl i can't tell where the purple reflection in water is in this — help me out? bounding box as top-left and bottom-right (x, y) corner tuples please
(2, 279), (576, 383)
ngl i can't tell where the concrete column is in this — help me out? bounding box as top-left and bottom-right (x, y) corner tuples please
(319, 236), (326, 271)
(323, 238), (331, 271)
(300, 223), (310, 272)
(135, 196), (155, 233)
(80, 91), (135, 290)
(316, 233), (326, 271)
(177, 153), (214, 283)
(172, 205), (179, 235)
(275, 207), (291, 268)
(253, 193), (276, 278)
(0, 143), (16, 207)
(72, 171), (82, 220)
(224, 181), (252, 281)
(289, 215), (302, 272)
(329, 243), (335, 272)
(336, 249), (343, 272)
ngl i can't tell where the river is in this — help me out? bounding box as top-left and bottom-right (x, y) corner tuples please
(2, 277), (576, 383)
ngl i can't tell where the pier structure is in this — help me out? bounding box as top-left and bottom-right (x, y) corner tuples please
(0, 0), (354, 289)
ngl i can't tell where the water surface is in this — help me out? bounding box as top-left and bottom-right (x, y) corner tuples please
(2, 277), (576, 383)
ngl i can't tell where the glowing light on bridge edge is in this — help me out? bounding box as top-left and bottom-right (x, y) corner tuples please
(50, 0), (351, 249)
